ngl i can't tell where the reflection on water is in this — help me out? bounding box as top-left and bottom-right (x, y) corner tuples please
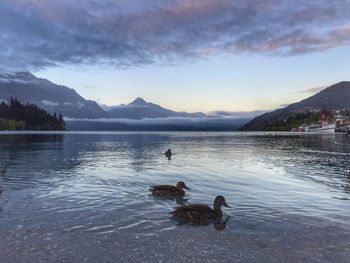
(213, 216), (231, 231)
(175, 215), (231, 231)
(151, 195), (189, 205)
(0, 132), (350, 262)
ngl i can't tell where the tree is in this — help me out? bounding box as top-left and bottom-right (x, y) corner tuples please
(0, 98), (65, 131)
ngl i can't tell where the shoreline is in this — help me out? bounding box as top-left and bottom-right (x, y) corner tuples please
(0, 130), (347, 136)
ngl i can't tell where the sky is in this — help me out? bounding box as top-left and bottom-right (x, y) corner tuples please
(1, 0), (350, 112)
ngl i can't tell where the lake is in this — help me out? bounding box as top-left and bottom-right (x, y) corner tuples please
(0, 132), (349, 262)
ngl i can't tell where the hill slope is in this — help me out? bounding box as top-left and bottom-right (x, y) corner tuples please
(0, 72), (107, 119)
(241, 81), (350, 131)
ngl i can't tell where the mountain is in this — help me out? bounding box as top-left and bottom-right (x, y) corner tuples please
(241, 81), (350, 131)
(106, 97), (207, 119)
(0, 72), (107, 119)
(0, 71), (256, 131)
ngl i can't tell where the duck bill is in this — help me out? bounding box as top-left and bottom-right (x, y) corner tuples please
(184, 186), (191, 190)
(223, 202), (231, 208)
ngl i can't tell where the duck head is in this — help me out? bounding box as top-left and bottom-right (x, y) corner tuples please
(213, 196), (230, 215)
(176, 181), (191, 190)
(165, 149), (172, 154)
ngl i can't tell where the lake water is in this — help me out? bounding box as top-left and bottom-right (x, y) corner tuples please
(0, 132), (349, 262)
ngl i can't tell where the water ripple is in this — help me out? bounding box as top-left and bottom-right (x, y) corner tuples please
(0, 132), (349, 261)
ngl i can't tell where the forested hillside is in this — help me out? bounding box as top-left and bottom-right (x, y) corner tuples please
(0, 97), (65, 130)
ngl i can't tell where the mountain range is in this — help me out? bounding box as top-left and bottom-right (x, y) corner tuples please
(241, 81), (350, 131)
(2, 72), (348, 131)
(0, 72), (262, 122)
(0, 72), (210, 120)
(103, 97), (206, 119)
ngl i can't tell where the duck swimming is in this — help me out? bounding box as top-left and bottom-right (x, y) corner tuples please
(150, 181), (190, 197)
(171, 196), (230, 221)
(165, 149), (172, 157)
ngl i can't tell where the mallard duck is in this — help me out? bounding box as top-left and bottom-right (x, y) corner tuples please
(171, 196), (230, 221)
(165, 149), (172, 157)
(150, 181), (190, 197)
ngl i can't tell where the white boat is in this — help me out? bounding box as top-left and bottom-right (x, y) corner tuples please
(306, 123), (335, 133)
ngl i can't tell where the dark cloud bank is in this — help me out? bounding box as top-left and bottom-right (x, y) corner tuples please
(1, 0), (350, 71)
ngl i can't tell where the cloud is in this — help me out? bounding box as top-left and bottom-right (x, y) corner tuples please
(279, 104), (290, 108)
(41, 100), (59, 106)
(1, 0), (350, 70)
(208, 110), (269, 119)
(300, 85), (327, 94)
(0, 72), (39, 84)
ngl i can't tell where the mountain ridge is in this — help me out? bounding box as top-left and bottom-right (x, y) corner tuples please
(240, 81), (350, 131)
(106, 97), (207, 119)
(0, 72), (211, 120)
(1, 72), (274, 123)
(0, 72), (107, 119)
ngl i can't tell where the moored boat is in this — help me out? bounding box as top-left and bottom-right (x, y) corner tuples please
(306, 122), (335, 133)
(293, 122), (335, 133)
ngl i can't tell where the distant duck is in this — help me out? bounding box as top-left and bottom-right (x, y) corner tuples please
(150, 181), (190, 197)
(165, 149), (172, 157)
(171, 196), (230, 221)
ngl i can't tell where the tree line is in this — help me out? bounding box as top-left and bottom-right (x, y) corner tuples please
(0, 97), (65, 130)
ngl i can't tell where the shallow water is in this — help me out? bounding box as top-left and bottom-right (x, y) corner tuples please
(0, 132), (349, 262)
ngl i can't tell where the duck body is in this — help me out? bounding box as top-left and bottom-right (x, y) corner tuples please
(150, 185), (185, 197)
(150, 181), (190, 197)
(171, 196), (230, 222)
(171, 204), (221, 221)
(165, 149), (172, 157)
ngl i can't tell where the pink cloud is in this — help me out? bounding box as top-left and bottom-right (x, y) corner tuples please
(1, 0), (350, 70)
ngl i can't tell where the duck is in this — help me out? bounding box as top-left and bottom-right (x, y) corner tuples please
(165, 149), (172, 157)
(150, 181), (190, 197)
(171, 196), (230, 221)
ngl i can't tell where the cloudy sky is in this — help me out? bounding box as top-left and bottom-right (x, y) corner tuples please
(1, 0), (350, 112)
